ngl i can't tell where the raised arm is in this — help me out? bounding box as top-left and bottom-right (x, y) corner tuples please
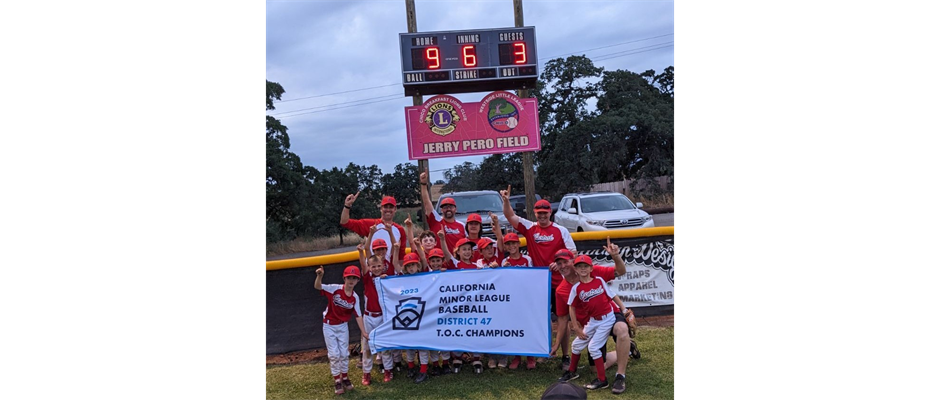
(365, 224), (379, 259)
(489, 212), (505, 253)
(603, 236), (627, 277)
(438, 228), (453, 263)
(314, 266), (324, 291)
(419, 169), (434, 216)
(499, 185), (521, 228)
(340, 191), (360, 225)
(388, 224), (402, 274)
(357, 240), (367, 268)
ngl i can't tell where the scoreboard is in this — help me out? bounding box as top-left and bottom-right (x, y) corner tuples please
(399, 27), (538, 96)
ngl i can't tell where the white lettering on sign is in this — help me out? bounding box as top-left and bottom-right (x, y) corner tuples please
(405, 73), (424, 83)
(454, 70), (479, 80)
(456, 34), (480, 44)
(462, 139), (495, 151)
(499, 32), (525, 41)
(423, 141), (462, 154)
(496, 136), (529, 148)
(501, 67), (518, 77)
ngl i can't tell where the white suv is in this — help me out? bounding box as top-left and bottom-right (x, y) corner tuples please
(553, 192), (654, 233)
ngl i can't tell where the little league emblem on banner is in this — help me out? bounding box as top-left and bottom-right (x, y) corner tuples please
(370, 268), (551, 357)
(392, 297), (426, 330)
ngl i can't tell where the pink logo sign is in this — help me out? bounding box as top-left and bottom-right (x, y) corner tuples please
(405, 91), (541, 160)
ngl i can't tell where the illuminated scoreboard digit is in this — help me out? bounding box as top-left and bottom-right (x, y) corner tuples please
(400, 27), (538, 96)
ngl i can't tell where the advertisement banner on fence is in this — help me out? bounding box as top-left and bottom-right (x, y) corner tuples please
(574, 237), (675, 308)
(369, 267), (551, 356)
(404, 91), (541, 160)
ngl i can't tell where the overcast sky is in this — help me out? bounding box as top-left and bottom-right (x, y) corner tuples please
(266, 0), (674, 183)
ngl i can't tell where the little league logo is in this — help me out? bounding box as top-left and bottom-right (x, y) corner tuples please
(392, 297), (426, 330)
(424, 101), (460, 136)
(487, 98), (519, 132)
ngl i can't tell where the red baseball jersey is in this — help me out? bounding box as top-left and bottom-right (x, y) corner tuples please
(513, 219), (576, 288)
(427, 210), (466, 252)
(320, 284), (362, 324)
(340, 218), (407, 262)
(555, 266), (618, 324)
(450, 257), (478, 270)
(568, 277), (616, 321)
(502, 254), (533, 267)
(475, 254), (504, 268)
(361, 272), (382, 314)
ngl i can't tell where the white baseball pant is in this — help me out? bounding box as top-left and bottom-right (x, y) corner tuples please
(570, 312), (615, 359)
(323, 322), (350, 376)
(362, 314), (393, 373)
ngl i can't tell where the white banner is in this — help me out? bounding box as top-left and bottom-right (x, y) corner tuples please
(369, 267), (551, 356)
(584, 240), (675, 308)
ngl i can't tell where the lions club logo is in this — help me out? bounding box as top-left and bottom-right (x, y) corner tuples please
(487, 98), (519, 132)
(392, 297), (426, 330)
(424, 101), (460, 136)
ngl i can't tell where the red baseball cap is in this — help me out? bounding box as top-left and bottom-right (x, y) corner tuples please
(440, 198), (456, 207)
(467, 213), (482, 224)
(371, 239), (388, 250)
(454, 238), (473, 249)
(573, 255), (593, 266)
(428, 248), (444, 259)
(477, 237), (494, 249)
(503, 233), (520, 243)
(381, 196), (397, 207)
(343, 266), (361, 278)
(402, 253), (421, 267)
(534, 199), (552, 212)
(554, 249), (574, 261)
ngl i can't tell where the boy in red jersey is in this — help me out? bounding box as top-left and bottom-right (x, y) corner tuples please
(559, 255), (617, 390)
(314, 265), (366, 395)
(500, 233), (533, 268)
(355, 243), (395, 384)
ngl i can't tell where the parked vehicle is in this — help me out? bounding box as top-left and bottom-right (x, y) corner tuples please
(553, 192), (654, 233)
(509, 194), (559, 221)
(435, 191), (515, 238)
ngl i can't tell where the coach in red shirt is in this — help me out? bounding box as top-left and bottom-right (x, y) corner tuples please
(500, 186), (576, 293)
(340, 192), (407, 262)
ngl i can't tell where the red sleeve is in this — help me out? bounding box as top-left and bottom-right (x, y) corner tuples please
(427, 212), (441, 234)
(341, 218), (374, 237)
(596, 266), (617, 282)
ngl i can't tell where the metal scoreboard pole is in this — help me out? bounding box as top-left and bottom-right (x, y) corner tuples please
(514, 0), (537, 222)
(406, 0), (430, 229)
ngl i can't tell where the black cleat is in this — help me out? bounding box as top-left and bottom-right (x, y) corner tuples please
(414, 372), (429, 384)
(630, 340), (641, 359)
(429, 366), (441, 376)
(341, 378), (354, 391)
(558, 370), (579, 382)
(441, 364), (453, 375)
(611, 374), (626, 394)
(584, 378), (608, 390)
(406, 367), (417, 378)
(473, 360), (483, 374)
(452, 360), (462, 373)
(560, 355), (571, 371)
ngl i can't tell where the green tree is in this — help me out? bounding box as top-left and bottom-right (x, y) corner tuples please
(381, 163), (420, 207)
(441, 161), (480, 193)
(593, 68), (674, 196)
(476, 153), (525, 191)
(533, 56), (604, 199)
(267, 80), (315, 242)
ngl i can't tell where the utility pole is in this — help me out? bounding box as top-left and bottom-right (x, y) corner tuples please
(406, 0), (430, 228)
(514, 0), (537, 221)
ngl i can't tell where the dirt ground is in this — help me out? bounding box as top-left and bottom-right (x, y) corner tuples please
(266, 314), (673, 366)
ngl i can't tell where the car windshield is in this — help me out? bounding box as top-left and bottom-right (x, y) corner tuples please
(581, 195), (635, 213)
(446, 194), (503, 214)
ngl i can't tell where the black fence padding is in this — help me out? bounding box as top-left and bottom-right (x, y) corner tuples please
(267, 263), (364, 355)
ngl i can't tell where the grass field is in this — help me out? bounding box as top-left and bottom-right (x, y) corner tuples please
(266, 326), (673, 400)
